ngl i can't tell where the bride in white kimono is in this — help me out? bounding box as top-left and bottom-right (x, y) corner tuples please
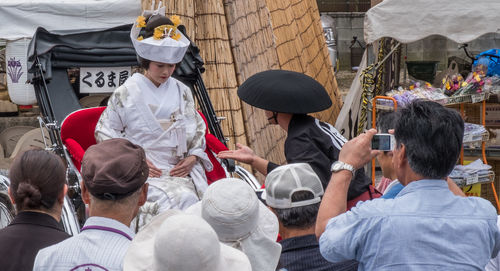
(95, 8), (212, 215)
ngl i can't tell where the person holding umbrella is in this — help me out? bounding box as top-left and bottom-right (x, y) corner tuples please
(218, 70), (378, 209)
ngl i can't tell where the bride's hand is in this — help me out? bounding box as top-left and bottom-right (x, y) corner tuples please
(170, 156), (197, 177)
(147, 159), (162, 178)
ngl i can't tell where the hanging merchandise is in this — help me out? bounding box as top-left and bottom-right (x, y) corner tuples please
(357, 38), (392, 136)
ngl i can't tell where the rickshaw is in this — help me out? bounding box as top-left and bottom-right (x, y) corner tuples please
(15, 24), (259, 232)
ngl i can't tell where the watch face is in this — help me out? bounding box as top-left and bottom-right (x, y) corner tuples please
(332, 162), (342, 171)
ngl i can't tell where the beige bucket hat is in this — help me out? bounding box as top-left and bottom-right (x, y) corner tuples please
(187, 178), (282, 271)
(124, 211), (252, 271)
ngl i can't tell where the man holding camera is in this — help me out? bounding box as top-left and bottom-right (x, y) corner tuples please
(316, 100), (500, 270)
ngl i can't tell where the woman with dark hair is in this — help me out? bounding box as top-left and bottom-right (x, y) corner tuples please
(95, 3), (212, 214)
(0, 149), (69, 271)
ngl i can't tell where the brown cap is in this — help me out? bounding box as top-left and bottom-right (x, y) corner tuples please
(82, 138), (149, 200)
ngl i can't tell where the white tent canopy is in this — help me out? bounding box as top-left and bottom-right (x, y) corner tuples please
(0, 0), (141, 41)
(364, 0), (500, 44)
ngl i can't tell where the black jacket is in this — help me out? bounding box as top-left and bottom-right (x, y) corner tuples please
(0, 211), (70, 271)
(268, 114), (371, 200)
(279, 234), (358, 271)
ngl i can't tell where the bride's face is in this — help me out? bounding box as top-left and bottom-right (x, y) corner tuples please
(146, 61), (176, 86)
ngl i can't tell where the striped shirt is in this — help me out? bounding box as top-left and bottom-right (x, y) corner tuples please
(33, 216), (135, 271)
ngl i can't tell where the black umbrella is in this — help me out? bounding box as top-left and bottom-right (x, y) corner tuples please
(237, 70), (332, 114)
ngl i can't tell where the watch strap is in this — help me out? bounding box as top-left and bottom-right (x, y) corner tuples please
(331, 161), (355, 176)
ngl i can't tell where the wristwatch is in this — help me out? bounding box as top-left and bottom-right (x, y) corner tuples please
(330, 161), (355, 176)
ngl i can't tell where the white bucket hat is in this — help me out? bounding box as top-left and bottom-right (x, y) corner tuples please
(186, 178), (282, 271)
(130, 1), (189, 64)
(124, 211), (251, 271)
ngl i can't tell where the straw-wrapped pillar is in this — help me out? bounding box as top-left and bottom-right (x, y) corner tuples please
(141, 0), (342, 181)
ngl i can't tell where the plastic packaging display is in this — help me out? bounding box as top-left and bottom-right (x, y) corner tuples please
(449, 159), (494, 187)
(384, 81), (448, 107)
(463, 123), (488, 146)
(484, 76), (500, 95)
(379, 73), (500, 108)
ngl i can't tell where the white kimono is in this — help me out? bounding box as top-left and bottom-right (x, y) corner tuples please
(95, 73), (212, 213)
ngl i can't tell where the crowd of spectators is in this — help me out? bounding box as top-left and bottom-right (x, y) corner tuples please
(0, 100), (498, 271)
(1, 4), (498, 270)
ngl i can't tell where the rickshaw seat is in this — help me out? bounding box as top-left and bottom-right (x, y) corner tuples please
(60, 107), (229, 184)
(60, 106), (106, 171)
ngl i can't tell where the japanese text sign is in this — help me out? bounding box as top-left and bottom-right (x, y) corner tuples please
(80, 67), (132, 93)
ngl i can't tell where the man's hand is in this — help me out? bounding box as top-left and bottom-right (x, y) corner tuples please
(217, 143), (270, 175)
(147, 159), (162, 178)
(316, 128), (380, 240)
(170, 155), (197, 177)
(217, 143), (256, 164)
(339, 128), (381, 169)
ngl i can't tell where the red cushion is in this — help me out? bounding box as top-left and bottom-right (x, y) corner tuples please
(197, 111), (228, 184)
(63, 138), (85, 171)
(60, 107), (106, 172)
(205, 134), (227, 154)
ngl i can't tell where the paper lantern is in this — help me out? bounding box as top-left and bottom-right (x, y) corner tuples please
(5, 38), (37, 105)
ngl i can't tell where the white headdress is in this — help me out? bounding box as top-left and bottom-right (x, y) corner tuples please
(130, 1), (190, 64)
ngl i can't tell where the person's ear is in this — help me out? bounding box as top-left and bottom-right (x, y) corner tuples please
(7, 187), (14, 204)
(395, 144), (407, 168)
(400, 144), (407, 161)
(268, 206), (277, 215)
(80, 181), (91, 205)
(137, 183), (149, 207)
(57, 184), (68, 205)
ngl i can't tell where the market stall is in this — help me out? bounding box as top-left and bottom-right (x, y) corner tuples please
(336, 0), (500, 210)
